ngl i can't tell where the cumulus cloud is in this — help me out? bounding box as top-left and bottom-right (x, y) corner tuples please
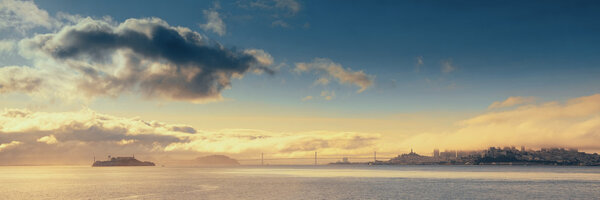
(199, 5), (226, 36)
(0, 0), (59, 33)
(11, 17), (273, 103)
(488, 96), (535, 109)
(295, 58), (374, 93)
(0, 108), (382, 165)
(400, 93), (600, 153)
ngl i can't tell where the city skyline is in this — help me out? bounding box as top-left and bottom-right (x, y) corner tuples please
(2, 0), (600, 165)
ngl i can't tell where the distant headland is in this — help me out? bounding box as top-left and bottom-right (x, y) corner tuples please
(332, 147), (600, 166)
(195, 155), (240, 166)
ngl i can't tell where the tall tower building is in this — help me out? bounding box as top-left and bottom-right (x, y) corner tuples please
(433, 149), (440, 158)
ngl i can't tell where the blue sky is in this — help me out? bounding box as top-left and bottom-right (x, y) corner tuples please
(2, 0), (600, 163)
(30, 0), (600, 113)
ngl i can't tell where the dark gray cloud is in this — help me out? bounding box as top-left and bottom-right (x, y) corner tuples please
(19, 18), (273, 102)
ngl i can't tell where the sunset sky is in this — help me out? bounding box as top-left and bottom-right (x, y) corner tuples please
(1, 0), (600, 165)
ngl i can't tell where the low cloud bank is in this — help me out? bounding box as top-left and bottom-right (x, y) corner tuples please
(401, 94), (600, 153)
(0, 108), (380, 165)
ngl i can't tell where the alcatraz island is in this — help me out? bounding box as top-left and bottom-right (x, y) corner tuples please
(333, 146), (600, 166)
(92, 155), (155, 167)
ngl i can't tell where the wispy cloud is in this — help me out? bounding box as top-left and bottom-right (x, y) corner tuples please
(320, 90), (335, 100)
(441, 59), (455, 74)
(238, 0), (301, 28)
(271, 19), (290, 28)
(488, 96), (535, 109)
(273, 0), (300, 15)
(0, 39), (16, 54)
(415, 56), (424, 72)
(243, 48), (276, 74)
(313, 77), (330, 86)
(243, 0), (301, 16)
(295, 58), (374, 93)
(199, 3), (226, 36)
(301, 95), (313, 101)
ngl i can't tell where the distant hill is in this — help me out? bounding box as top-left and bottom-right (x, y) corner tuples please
(195, 155), (240, 166)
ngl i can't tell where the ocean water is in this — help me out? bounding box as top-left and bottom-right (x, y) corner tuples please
(1, 165), (599, 199)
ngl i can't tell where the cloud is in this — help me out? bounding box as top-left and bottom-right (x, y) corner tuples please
(12, 17), (272, 103)
(415, 56), (423, 72)
(0, 66), (44, 94)
(164, 130), (379, 156)
(199, 5), (226, 36)
(313, 77), (329, 86)
(320, 90), (335, 100)
(301, 95), (313, 101)
(271, 19), (289, 28)
(0, 40), (16, 54)
(441, 60), (455, 73)
(303, 22), (310, 29)
(37, 135), (58, 144)
(295, 58), (374, 93)
(243, 48), (276, 74)
(400, 93), (600, 153)
(0, 108), (382, 165)
(117, 139), (136, 145)
(0, 0), (59, 33)
(244, 0), (301, 16)
(274, 0), (301, 15)
(0, 141), (21, 152)
(488, 96), (535, 109)
(277, 132), (377, 153)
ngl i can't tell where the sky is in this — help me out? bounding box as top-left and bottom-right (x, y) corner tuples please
(1, 0), (600, 165)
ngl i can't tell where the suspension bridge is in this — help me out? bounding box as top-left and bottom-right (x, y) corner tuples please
(236, 151), (399, 165)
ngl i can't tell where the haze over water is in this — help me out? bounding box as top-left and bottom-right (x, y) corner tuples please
(2, 165), (599, 199)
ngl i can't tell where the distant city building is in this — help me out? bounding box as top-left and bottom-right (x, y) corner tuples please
(367, 146), (600, 166)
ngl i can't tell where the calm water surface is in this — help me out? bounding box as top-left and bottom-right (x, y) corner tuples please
(1, 165), (599, 199)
